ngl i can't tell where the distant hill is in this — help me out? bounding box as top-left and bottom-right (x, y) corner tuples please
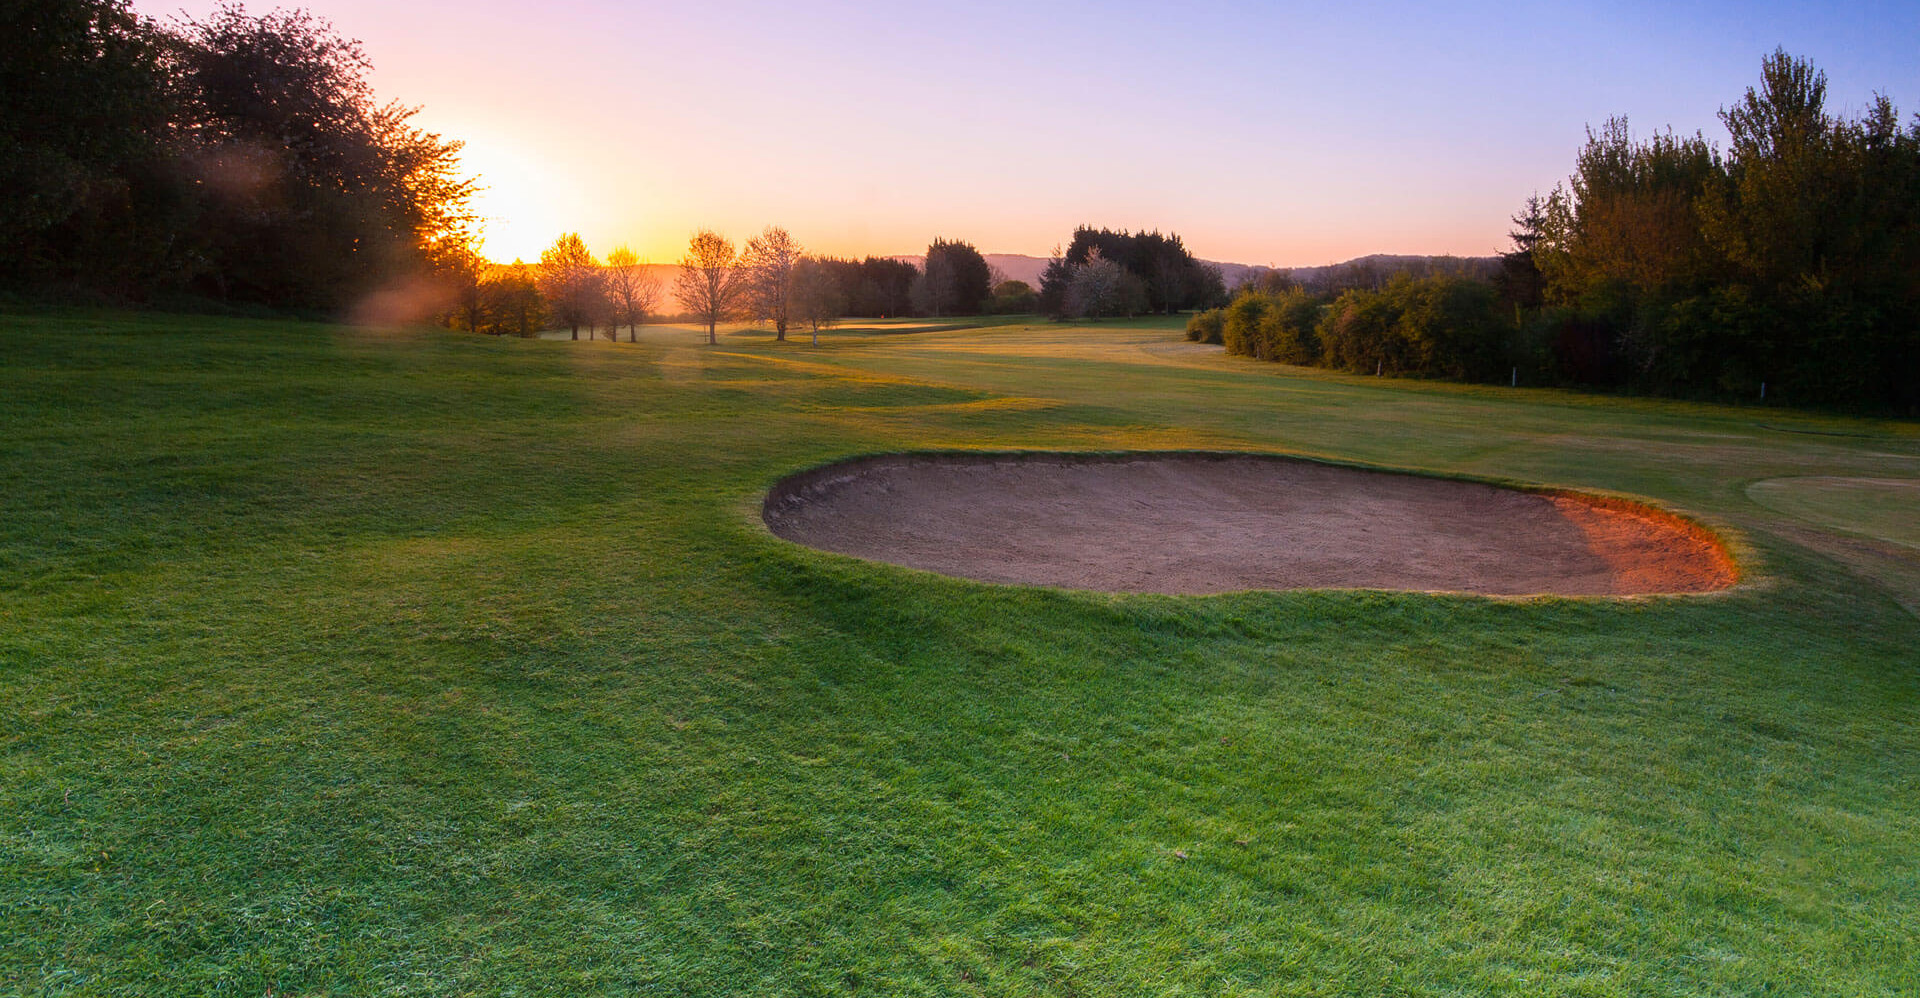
(891, 252), (1500, 291)
(521, 253), (1498, 296)
(1207, 254), (1501, 290)
(887, 254), (1053, 287)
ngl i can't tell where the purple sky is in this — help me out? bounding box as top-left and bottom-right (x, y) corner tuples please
(137, 1), (1920, 265)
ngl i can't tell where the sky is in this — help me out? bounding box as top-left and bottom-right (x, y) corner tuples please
(135, 0), (1920, 266)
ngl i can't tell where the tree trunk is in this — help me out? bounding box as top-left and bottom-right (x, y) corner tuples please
(570, 324), (578, 340)
(707, 320), (716, 345)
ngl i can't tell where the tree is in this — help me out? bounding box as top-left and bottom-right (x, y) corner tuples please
(741, 226), (803, 341)
(859, 257), (917, 316)
(909, 250), (954, 317)
(1054, 227), (1220, 314)
(0, 0), (175, 292)
(1, 0), (479, 309)
(792, 257), (845, 346)
(1063, 249), (1141, 318)
(168, 4), (476, 309)
(485, 259), (544, 336)
(675, 229), (742, 345)
(989, 279), (1037, 313)
(603, 245), (660, 342)
(1493, 194), (1547, 316)
(920, 238), (991, 315)
(1036, 246), (1071, 318)
(538, 232), (602, 339)
(431, 235), (486, 332)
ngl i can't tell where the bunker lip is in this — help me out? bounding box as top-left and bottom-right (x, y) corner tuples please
(763, 451), (1738, 597)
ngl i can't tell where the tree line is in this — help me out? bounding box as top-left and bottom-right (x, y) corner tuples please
(1037, 227), (1228, 319)
(1193, 51), (1920, 412)
(439, 230), (1013, 344)
(2, 1), (473, 311)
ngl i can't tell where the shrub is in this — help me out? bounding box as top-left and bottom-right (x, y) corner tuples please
(1262, 287), (1323, 365)
(1186, 308), (1225, 344)
(1317, 288), (1402, 373)
(1222, 292), (1273, 358)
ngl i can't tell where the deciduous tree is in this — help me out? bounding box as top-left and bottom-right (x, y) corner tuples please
(538, 232), (602, 340)
(792, 257), (845, 346)
(741, 226), (803, 340)
(486, 259), (544, 336)
(603, 246), (660, 342)
(675, 229), (741, 345)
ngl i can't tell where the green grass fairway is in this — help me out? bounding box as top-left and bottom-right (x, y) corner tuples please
(3, 311), (1917, 996)
(1747, 477), (1920, 549)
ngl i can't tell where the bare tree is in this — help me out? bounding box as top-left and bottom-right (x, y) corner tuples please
(604, 245), (661, 342)
(674, 229), (742, 345)
(792, 256), (844, 347)
(741, 226), (803, 341)
(537, 232), (603, 340)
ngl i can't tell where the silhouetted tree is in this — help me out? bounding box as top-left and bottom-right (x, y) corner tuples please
(0, 0), (177, 293)
(675, 229), (742, 345)
(538, 233), (602, 340)
(741, 226), (803, 340)
(1493, 195), (1547, 317)
(432, 237), (486, 332)
(2, 1), (478, 310)
(1046, 227), (1221, 317)
(485, 259), (544, 336)
(603, 246), (660, 341)
(169, 4), (475, 309)
(918, 238), (991, 315)
(792, 257), (845, 346)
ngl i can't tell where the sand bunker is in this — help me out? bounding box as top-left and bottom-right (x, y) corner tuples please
(763, 452), (1735, 596)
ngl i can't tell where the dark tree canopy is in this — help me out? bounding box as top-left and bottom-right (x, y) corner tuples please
(805, 257), (918, 317)
(921, 238), (991, 316)
(1040, 226), (1224, 317)
(1, 0), (476, 312)
(0, 0), (177, 292)
(1193, 52), (1920, 413)
(1531, 50), (1920, 409)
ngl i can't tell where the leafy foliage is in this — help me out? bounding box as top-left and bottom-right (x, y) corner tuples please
(1207, 276), (1507, 379)
(537, 233), (603, 340)
(1529, 50), (1920, 410)
(913, 238), (991, 316)
(1040, 227), (1225, 318)
(0, 0), (476, 311)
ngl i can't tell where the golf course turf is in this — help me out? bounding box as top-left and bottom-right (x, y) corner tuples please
(2, 310), (1916, 995)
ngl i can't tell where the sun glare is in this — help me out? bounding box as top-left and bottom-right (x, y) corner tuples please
(453, 134), (586, 263)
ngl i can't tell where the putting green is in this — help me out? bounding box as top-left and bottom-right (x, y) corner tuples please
(1746, 476), (1920, 549)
